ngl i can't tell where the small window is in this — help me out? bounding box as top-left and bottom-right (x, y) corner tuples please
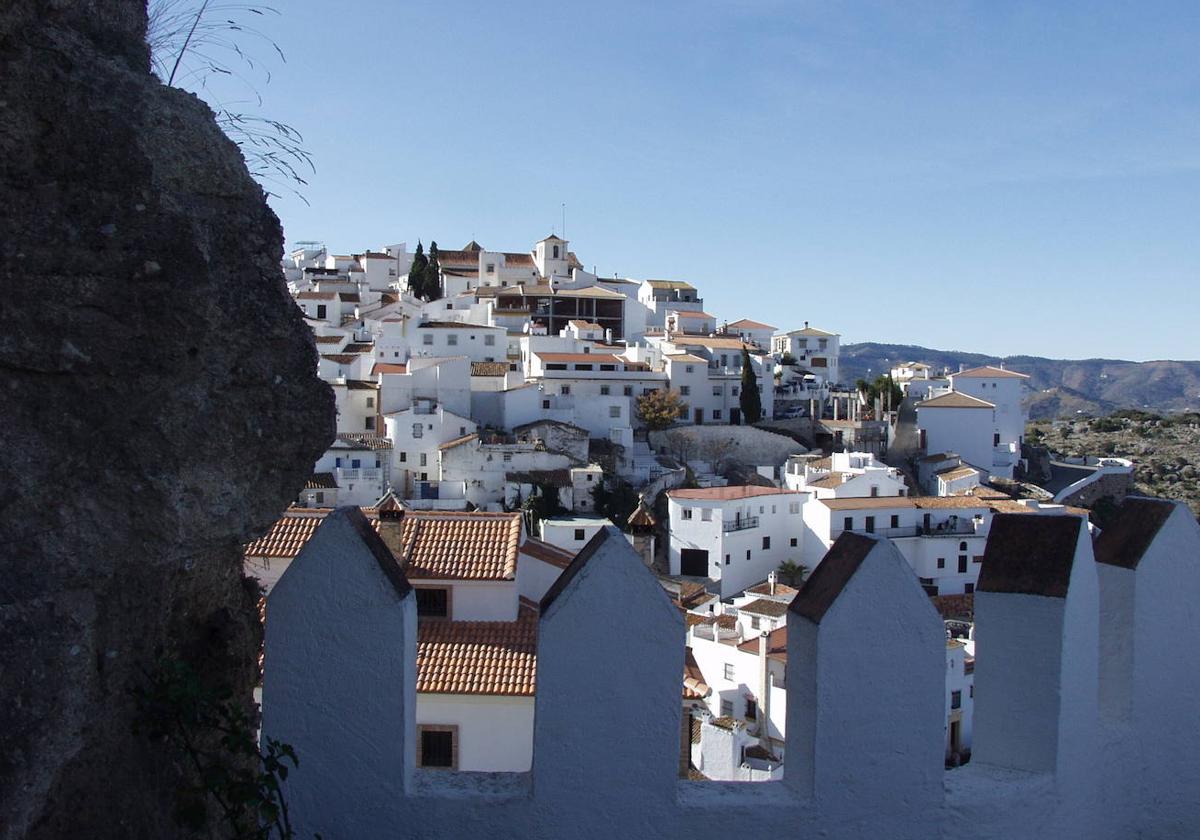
(843, 516), (853, 531)
(447, 334), (458, 346)
(712, 386), (722, 396)
(870, 485), (879, 497)
(732, 387), (739, 396)
(724, 554), (730, 565)
(460, 426), (467, 436)
(958, 555), (968, 573)
(366, 396), (375, 408)
(623, 386), (633, 396)
(412, 423), (423, 438)
(503, 453), (513, 462)
(790, 502), (800, 514)
(399, 452), (407, 462)
(745, 549), (751, 560)
(951, 690), (962, 710)
(364, 416), (374, 431)
(891, 515), (900, 529)
(790, 537), (798, 547)
(314, 492), (324, 504)
(682, 509), (693, 520)
(560, 385), (570, 395)
(712, 410), (721, 420)
(486, 263), (495, 274)
(680, 386), (690, 396)
(542, 400), (550, 409)
(959, 541), (968, 551)
(484, 334), (495, 346)
(723, 663), (735, 681)
(415, 588), (449, 618)
(745, 698), (757, 721)
(316, 304), (327, 319)
(700, 509), (712, 521)
(865, 516), (875, 534)
(552, 245), (559, 258)
(750, 615), (760, 630)
(965, 583), (975, 594)
(762, 536), (770, 550)
(419, 453), (427, 467)
(720, 699), (733, 717)
(574, 528), (586, 541)
(600, 385), (610, 395)
(422, 334), (433, 345)
(609, 405), (621, 418)
(418, 726), (456, 769)
(937, 557), (946, 569)
(685, 365), (694, 374)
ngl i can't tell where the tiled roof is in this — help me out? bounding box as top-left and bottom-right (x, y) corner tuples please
(396, 512), (521, 580)
(501, 252), (536, 267)
(781, 326), (837, 337)
(668, 335), (748, 350)
(321, 354), (358, 364)
(807, 472), (848, 489)
(673, 310), (715, 319)
(553, 286), (626, 299)
(728, 318), (777, 330)
(305, 473), (337, 490)
(952, 365), (1030, 379)
(438, 432), (479, 451)
(567, 319), (604, 330)
(917, 391), (994, 409)
(335, 433), (392, 450)
(343, 379), (378, 391)
(937, 465), (980, 482)
(313, 335), (344, 344)
(669, 485), (800, 501)
(736, 626), (788, 661)
(371, 363), (408, 375)
(471, 361), (509, 377)
(520, 538), (575, 569)
(979, 515), (1083, 598)
(417, 618), (537, 696)
(343, 343), (375, 354)
(339, 293), (360, 303)
(1093, 497), (1178, 570)
(683, 648), (711, 700)
(646, 279), (695, 290)
(297, 291), (335, 300)
(245, 510), (376, 558)
(535, 352), (625, 364)
(739, 598), (790, 617)
(745, 581), (800, 600)
(665, 353), (707, 364)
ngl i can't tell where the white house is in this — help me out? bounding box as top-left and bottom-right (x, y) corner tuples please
(782, 451), (908, 498)
(771, 324), (840, 386)
(383, 400), (477, 502)
(312, 433), (393, 507)
(667, 485), (807, 597)
(724, 318), (776, 350)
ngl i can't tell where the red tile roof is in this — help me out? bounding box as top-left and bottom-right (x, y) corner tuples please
(371, 363), (408, 375)
(952, 365), (1030, 379)
(397, 512), (521, 580)
(417, 618), (537, 696)
(669, 485), (801, 501)
(917, 392), (995, 409)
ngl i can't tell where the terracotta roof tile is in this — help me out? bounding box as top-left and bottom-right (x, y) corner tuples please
(305, 473), (337, 490)
(335, 433), (392, 450)
(313, 335), (344, 344)
(245, 510), (379, 559)
(917, 392), (995, 409)
(735, 626), (788, 660)
(727, 318), (777, 330)
(371, 363), (408, 375)
(471, 361), (509, 377)
(520, 538), (575, 569)
(683, 648), (711, 699)
(397, 512), (521, 580)
(321, 354), (358, 364)
(417, 618), (537, 696)
(669, 485), (801, 501)
(952, 365), (1030, 379)
(740, 598), (789, 617)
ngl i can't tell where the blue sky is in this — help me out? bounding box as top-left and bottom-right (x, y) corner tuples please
(180, 1), (1200, 361)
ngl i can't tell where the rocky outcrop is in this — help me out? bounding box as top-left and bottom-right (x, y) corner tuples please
(0, 2), (334, 837)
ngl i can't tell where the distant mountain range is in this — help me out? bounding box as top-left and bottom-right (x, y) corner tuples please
(840, 343), (1200, 419)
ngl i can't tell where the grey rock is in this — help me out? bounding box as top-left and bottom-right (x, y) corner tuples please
(0, 2), (334, 837)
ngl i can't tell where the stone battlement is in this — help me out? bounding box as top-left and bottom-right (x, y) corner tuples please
(263, 497), (1200, 840)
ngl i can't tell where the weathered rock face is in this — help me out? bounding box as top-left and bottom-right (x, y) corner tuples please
(0, 2), (334, 837)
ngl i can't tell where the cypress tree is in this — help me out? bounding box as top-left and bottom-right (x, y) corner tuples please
(422, 240), (441, 301)
(407, 240), (427, 298)
(739, 346), (763, 424)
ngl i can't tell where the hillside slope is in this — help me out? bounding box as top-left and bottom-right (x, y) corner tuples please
(841, 343), (1200, 419)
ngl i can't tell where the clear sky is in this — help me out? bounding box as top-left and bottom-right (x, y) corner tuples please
(182, 1), (1200, 361)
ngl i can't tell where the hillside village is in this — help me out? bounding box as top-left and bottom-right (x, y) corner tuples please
(251, 234), (1155, 781)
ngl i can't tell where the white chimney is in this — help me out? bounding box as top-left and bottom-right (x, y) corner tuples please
(767, 570), (777, 596)
(758, 631), (771, 739)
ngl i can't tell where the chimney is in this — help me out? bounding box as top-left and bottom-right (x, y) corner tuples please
(758, 630), (771, 738)
(767, 570), (777, 596)
(804, 320), (809, 329)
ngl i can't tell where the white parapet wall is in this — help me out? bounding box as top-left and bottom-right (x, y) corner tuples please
(262, 499), (1200, 840)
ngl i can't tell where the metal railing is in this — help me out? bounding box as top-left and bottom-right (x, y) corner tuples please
(722, 516), (760, 533)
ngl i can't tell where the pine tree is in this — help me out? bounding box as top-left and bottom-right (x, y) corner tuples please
(407, 240), (427, 298)
(421, 240), (441, 301)
(739, 346), (763, 424)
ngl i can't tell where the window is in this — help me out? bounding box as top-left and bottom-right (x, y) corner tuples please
(574, 528), (586, 541)
(891, 515), (900, 529)
(486, 263), (495, 274)
(685, 365), (694, 374)
(720, 699), (733, 717)
(762, 536), (771, 550)
(789, 502), (800, 514)
(712, 385), (722, 396)
(732, 386), (739, 396)
(843, 516), (853, 531)
(351, 459), (361, 469)
(600, 364), (616, 371)
(609, 405), (621, 418)
(970, 685), (974, 698)
(543, 400), (551, 409)
(745, 549), (751, 560)
(422, 334), (433, 345)
(951, 690), (962, 710)
(560, 385), (570, 395)
(723, 663), (735, 681)
(724, 554), (730, 565)
(682, 509), (693, 520)
(958, 555), (968, 573)
(937, 557), (946, 569)
(364, 416), (375, 431)
(965, 583), (975, 594)
(419, 453), (427, 467)
(484, 334), (495, 346)
(993, 432), (1001, 446)
(623, 386), (633, 396)
(460, 427), (467, 436)
(316, 304), (327, 319)
(314, 492), (324, 504)
(366, 396), (375, 408)
(503, 453), (513, 462)
(399, 452), (407, 462)
(959, 541), (968, 551)
(790, 537), (798, 548)
(712, 410), (721, 420)
(870, 485), (879, 497)
(418, 726), (457, 769)
(750, 616), (760, 630)
(447, 334), (458, 346)
(415, 588), (449, 619)
(600, 385), (610, 396)
(865, 516), (875, 534)
(745, 698), (757, 721)
(412, 423), (423, 438)
(552, 245), (560, 258)
(680, 386), (690, 396)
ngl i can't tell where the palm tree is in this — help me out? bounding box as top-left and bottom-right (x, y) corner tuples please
(777, 560), (809, 587)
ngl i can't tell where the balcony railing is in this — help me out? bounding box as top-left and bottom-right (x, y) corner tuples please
(831, 522), (977, 540)
(336, 468), (381, 483)
(722, 515), (760, 533)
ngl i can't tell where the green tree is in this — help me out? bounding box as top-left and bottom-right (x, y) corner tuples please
(420, 240), (442, 301)
(591, 479), (640, 530)
(636, 389), (688, 430)
(520, 482), (566, 532)
(739, 347), (762, 424)
(407, 240), (428, 299)
(856, 374), (903, 414)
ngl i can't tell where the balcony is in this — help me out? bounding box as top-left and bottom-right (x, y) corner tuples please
(722, 515), (759, 533)
(831, 521), (977, 540)
(336, 467), (381, 483)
